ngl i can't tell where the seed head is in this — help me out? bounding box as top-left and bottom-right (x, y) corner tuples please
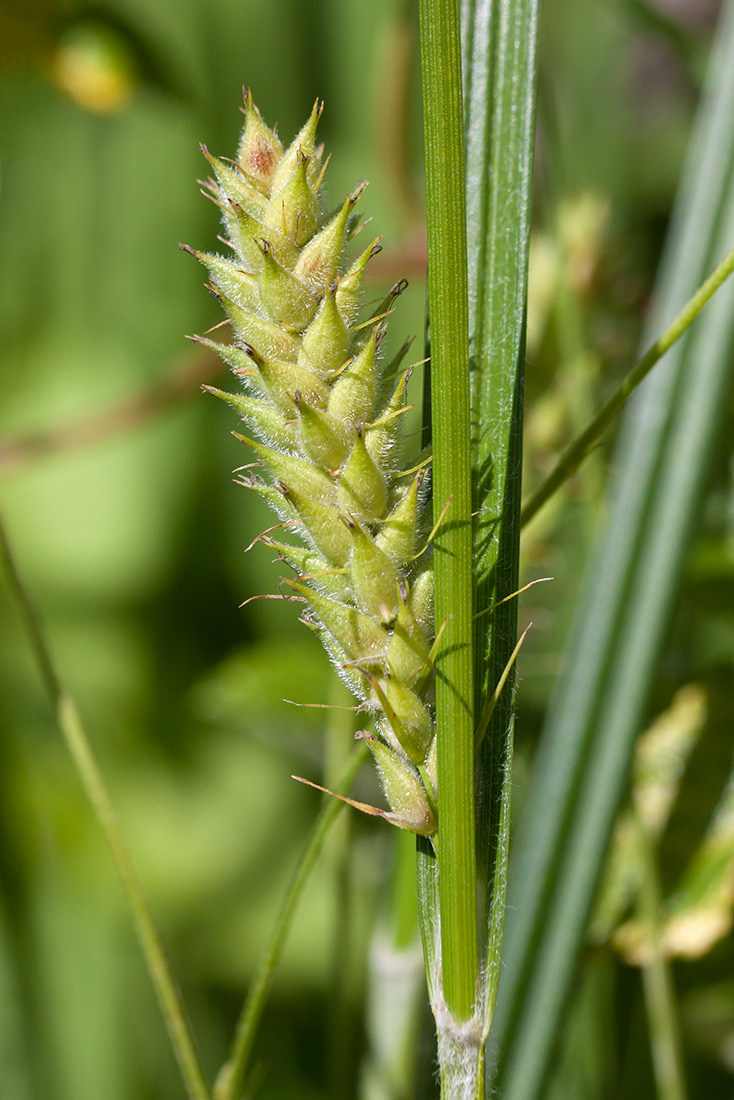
(188, 97), (438, 835)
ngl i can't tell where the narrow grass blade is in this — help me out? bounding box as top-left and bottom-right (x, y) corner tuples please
(461, 0), (540, 1024)
(633, 813), (689, 1100)
(521, 243), (734, 527)
(416, 836), (440, 1008)
(216, 746), (367, 1100)
(0, 514), (211, 1100)
(418, 0), (477, 1024)
(492, 2), (734, 1095)
(0, 895), (33, 1100)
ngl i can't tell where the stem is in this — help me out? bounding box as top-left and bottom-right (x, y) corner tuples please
(520, 244), (734, 527)
(217, 747), (367, 1100)
(0, 514), (211, 1100)
(634, 814), (688, 1100)
(0, 348), (218, 475)
(418, 0), (477, 1022)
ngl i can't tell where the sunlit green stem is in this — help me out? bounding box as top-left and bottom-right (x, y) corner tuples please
(634, 813), (688, 1100)
(0, 514), (211, 1100)
(521, 244), (734, 527)
(418, 0), (477, 1027)
(216, 747), (367, 1100)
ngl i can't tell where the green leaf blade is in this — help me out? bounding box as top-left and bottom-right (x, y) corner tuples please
(492, 2), (734, 1095)
(462, 0), (540, 1021)
(419, 0), (477, 1024)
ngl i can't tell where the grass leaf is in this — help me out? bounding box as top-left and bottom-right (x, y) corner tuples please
(492, 2), (734, 1094)
(462, 0), (540, 1025)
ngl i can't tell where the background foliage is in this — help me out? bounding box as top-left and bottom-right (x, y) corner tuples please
(1, 0), (733, 1098)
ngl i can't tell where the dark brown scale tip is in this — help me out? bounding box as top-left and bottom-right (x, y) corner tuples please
(404, 365), (416, 386)
(179, 242), (198, 257)
(240, 86), (259, 116)
(243, 343), (263, 364)
(350, 180), (368, 204)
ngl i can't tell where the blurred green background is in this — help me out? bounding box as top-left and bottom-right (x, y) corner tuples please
(1, 0), (733, 1098)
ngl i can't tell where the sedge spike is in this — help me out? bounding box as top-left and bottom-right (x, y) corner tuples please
(189, 97), (437, 835)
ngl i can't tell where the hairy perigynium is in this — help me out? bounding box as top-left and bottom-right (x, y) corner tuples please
(187, 94), (437, 835)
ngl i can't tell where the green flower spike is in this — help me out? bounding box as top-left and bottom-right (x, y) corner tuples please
(258, 239), (318, 329)
(279, 482), (352, 566)
(294, 390), (350, 472)
(189, 97), (439, 834)
(237, 89), (283, 190)
(337, 426), (388, 523)
(356, 731), (436, 836)
(263, 151), (319, 247)
(327, 324), (382, 425)
(386, 580), (433, 688)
